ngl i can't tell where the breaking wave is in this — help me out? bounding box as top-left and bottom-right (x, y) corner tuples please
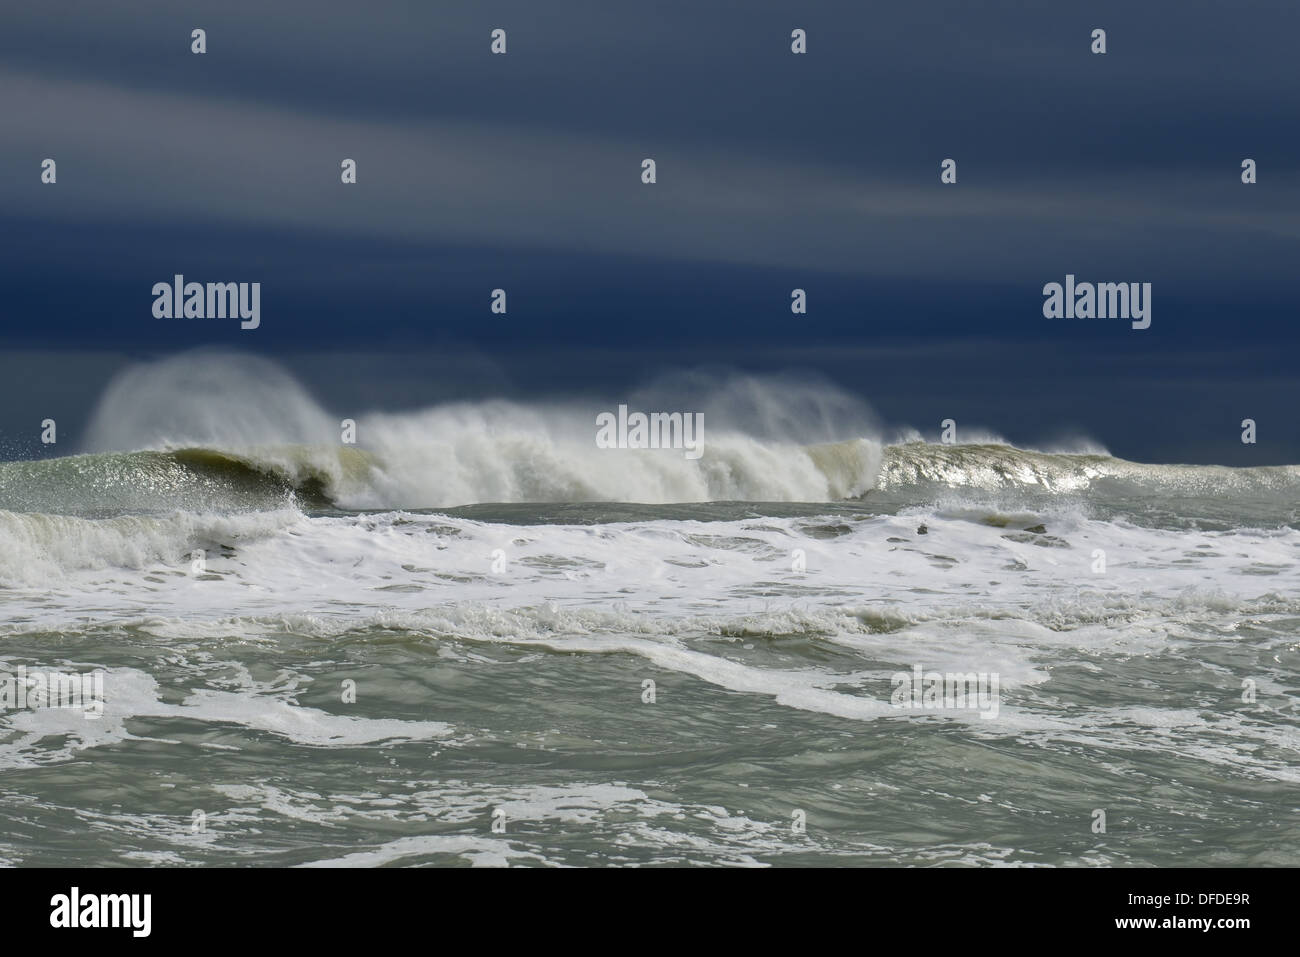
(1, 351), (1296, 513)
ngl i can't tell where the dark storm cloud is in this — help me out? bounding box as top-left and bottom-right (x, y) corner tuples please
(5, 1), (1299, 168)
(3, 0), (1298, 281)
(1, 1), (1297, 462)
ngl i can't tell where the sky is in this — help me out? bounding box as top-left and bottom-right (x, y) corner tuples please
(1, 0), (1297, 463)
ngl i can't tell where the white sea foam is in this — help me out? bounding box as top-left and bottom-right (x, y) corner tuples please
(0, 663), (451, 770)
(3, 504), (1297, 751)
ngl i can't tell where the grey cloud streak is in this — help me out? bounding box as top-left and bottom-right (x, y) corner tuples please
(4, 67), (1296, 285)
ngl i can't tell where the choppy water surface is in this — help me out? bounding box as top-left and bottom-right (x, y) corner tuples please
(1, 442), (1298, 866)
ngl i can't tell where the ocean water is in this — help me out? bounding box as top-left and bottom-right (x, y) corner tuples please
(2, 425), (1298, 869)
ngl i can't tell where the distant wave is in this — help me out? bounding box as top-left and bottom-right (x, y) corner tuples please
(0, 439), (880, 512)
(0, 447), (357, 515)
(3, 440), (1300, 515)
(2, 351), (1296, 513)
(877, 442), (1300, 499)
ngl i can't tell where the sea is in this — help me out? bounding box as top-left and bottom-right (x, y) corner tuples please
(1, 372), (1297, 867)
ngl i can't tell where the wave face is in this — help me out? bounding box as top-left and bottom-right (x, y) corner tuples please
(5, 439), (1300, 517)
(0, 439), (884, 513)
(878, 441), (1300, 497)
